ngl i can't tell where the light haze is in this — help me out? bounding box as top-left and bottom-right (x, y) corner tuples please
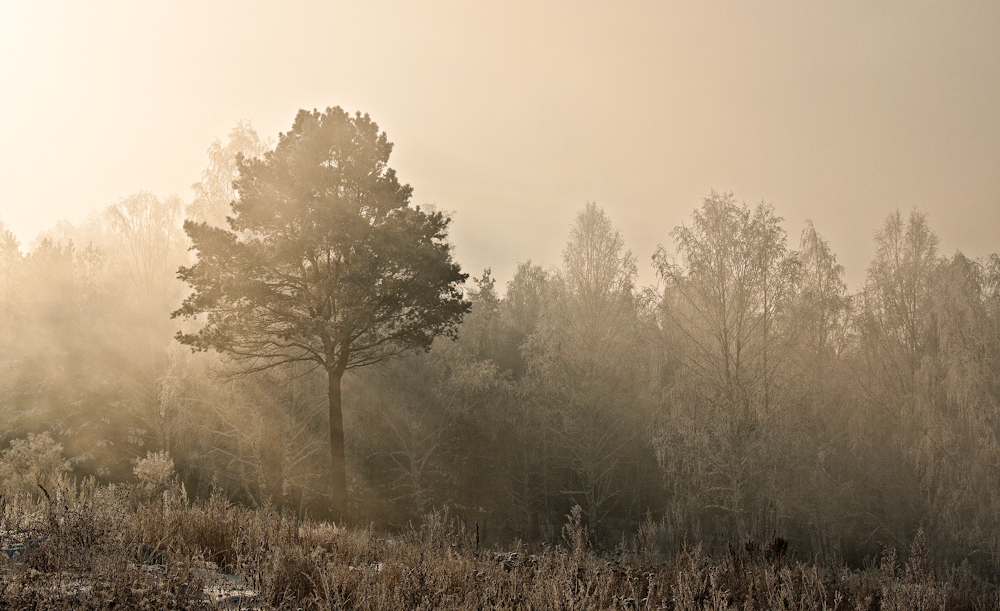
(1, 1), (997, 288)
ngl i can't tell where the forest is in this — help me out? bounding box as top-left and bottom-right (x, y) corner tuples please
(2, 112), (1000, 602)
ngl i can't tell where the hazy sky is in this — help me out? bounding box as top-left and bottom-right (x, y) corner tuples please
(1, 1), (998, 289)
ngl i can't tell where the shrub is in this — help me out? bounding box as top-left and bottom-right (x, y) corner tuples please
(132, 450), (176, 500)
(0, 432), (69, 499)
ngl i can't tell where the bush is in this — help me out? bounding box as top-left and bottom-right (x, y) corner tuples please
(0, 432), (69, 500)
(132, 450), (176, 500)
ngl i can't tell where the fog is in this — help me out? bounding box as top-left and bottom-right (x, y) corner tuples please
(2, 2), (998, 289)
(2, 0), (1000, 574)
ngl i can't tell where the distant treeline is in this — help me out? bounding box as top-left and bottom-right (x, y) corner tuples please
(1, 123), (999, 574)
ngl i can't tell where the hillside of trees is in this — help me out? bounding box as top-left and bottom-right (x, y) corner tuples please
(2, 121), (999, 579)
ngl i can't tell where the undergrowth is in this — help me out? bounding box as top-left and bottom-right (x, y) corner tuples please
(0, 483), (997, 610)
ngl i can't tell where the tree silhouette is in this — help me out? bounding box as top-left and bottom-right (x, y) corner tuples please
(173, 107), (470, 520)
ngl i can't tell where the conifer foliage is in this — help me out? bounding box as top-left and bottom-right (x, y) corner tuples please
(173, 107), (470, 520)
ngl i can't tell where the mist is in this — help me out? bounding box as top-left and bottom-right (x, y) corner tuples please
(2, 2), (999, 290)
(2, 1), (1000, 598)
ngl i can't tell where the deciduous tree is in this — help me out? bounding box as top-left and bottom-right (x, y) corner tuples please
(187, 121), (271, 228)
(653, 191), (798, 541)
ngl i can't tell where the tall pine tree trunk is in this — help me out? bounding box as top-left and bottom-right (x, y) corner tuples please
(328, 368), (348, 522)
(260, 405), (284, 510)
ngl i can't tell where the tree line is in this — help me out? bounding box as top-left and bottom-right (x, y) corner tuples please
(1, 111), (999, 573)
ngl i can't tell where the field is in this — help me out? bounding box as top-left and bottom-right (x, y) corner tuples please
(1, 483), (996, 611)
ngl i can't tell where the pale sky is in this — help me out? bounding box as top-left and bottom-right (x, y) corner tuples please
(1, 1), (998, 289)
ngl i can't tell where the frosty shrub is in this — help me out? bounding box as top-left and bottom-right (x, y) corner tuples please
(133, 451), (176, 498)
(0, 432), (70, 499)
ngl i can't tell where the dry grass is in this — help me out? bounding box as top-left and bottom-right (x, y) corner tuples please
(0, 484), (997, 610)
